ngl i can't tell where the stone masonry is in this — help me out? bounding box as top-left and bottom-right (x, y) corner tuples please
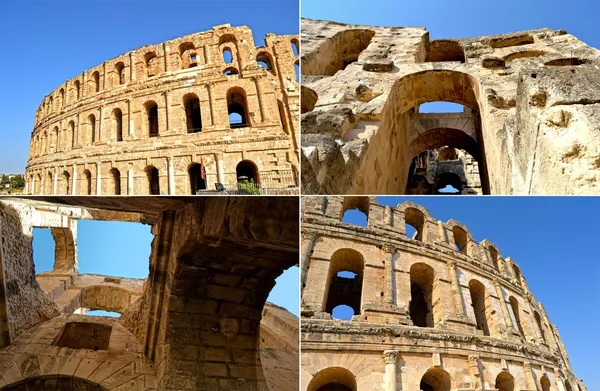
(0, 197), (299, 390)
(300, 19), (600, 195)
(26, 24), (300, 195)
(300, 196), (586, 391)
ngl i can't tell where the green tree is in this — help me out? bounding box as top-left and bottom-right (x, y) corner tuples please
(0, 175), (9, 185)
(10, 175), (25, 189)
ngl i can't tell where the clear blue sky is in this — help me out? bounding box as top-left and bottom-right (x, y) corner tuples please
(340, 196), (599, 390)
(0, 0), (299, 173)
(32, 220), (299, 316)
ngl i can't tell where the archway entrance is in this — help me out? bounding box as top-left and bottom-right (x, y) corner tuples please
(236, 160), (259, 184)
(496, 371), (515, 391)
(188, 163), (206, 194)
(0, 376), (106, 390)
(307, 367), (357, 391)
(420, 368), (452, 391)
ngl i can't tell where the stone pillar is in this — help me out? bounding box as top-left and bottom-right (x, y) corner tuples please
(164, 90), (170, 132)
(383, 350), (399, 391)
(468, 355), (483, 390)
(300, 231), (318, 294)
(128, 98), (135, 137)
(523, 362), (537, 391)
(75, 114), (80, 148)
(384, 205), (393, 226)
(447, 261), (467, 318)
(383, 244), (396, 305)
(97, 106), (103, 142)
(493, 279), (517, 333)
(24, 179), (29, 194)
(168, 157), (175, 195)
(31, 176), (36, 195)
(52, 171), (58, 195)
(254, 75), (266, 123)
(207, 83), (215, 127)
(215, 153), (225, 184)
(96, 163), (102, 195)
(71, 164), (77, 195)
(129, 52), (136, 81)
(128, 167), (134, 195)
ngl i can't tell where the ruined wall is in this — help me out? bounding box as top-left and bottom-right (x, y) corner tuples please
(26, 24), (300, 195)
(300, 18), (600, 195)
(300, 196), (586, 391)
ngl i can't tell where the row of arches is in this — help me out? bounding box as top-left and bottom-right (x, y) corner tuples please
(322, 248), (550, 344)
(27, 160), (260, 195)
(307, 366), (579, 391)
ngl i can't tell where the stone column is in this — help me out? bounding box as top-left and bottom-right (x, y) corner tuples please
(128, 167), (134, 195)
(24, 178), (29, 194)
(207, 83), (215, 127)
(493, 279), (517, 333)
(71, 164), (77, 195)
(254, 75), (266, 123)
(523, 362), (536, 391)
(31, 176), (36, 195)
(447, 261), (467, 318)
(383, 350), (399, 391)
(215, 153), (225, 184)
(128, 99), (135, 137)
(168, 157), (175, 195)
(383, 244), (396, 305)
(129, 52), (136, 81)
(96, 163), (102, 195)
(384, 205), (393, 226)
(52, 171), (58, 195)
(468, 355), (483, 390)
(97, 106), (103, 142)
(164, 90), (170, 132)
(300, 231), (318, 294)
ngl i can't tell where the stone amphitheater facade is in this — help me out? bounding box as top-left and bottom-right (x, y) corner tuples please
(25, 24), (300, 195)
(300, 196), (585, 391)
(0, 197), (299, 390)
(300, 19), (600, 195)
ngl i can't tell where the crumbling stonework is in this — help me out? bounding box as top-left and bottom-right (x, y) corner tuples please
(300, 19), (600, 195)
(0, 197), (299, 390)
(26, 24), (300, 195)
(300, 196), (586, 391)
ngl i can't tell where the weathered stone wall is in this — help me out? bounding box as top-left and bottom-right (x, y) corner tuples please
(300, 196), (586, 391)
(26, 24), (300, 195)
(300, 19), (600, 195)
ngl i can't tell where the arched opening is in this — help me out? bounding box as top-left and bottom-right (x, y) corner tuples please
(509, 296), (525, 338)
(236, 160), (259, 185)
(45, 172), (53, 194)
(437, 147), (458, 161)
(409, 263), (436, 328)
(227, 87), (250, 128)
(88, 114), (96, 144)
(110, 168), (121, 195)
(114, 62), (125, 86)
(295, 61), (300, 83)
(257, 52), (275, 74)
(469, 279), (490, 336)
(52, 125), (59, 152)
(545, 58), (592, 66)
(0, 376), (107, 391)
(534, 311), (546, 343)
(291, 39), (299, 57)
(419, 367), (451, 391)
(426, 40), (465, 63)
(325, 249), (364, 318)
(224, 67), (239, 75)
(452, 226), (468, 253)
(145, 51), (158, 77)
(496, 371), (515, 391)
(74, 80), (81, 100)
(489, 246), (501, 272)
(35, 174), (41, 194)
(565, 381), (574, 391)
(145, 101), (159, 137)
(301, 29), (375, 76)
(223, 48), (233, 64)
(512, 264), (523, 287)
(278, 100), (289, 134)
(92, 71), (100, 92)
(405, 207), (425, 241)
(183, 94), (202, 133)
(179, 42), (197, 68)
(62, 171), (70, 194)
(341, 197), (369, 227)
(434, 172), (462, 194)
(83, 169), (92, 195)
(504, 50), (547, 62)
(59, 88), (65, 108)
(68, 120), (75, 148)
(306, 367), (357, 391)
(188, 163), (206, 194)
(146, 166), (160, 195)
(112, 108), (123, 141)
(540, 375), (551, 391)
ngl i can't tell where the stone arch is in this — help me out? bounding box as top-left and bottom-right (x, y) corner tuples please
(68, 120), (75, 148)
(435, 172), (463, 194)
(236, 159), (259, 186)
(0, 376), (107, 391)
(61, 170), (70, 195)
(469, 279), (490, 336)
(302, 29), (376, 76)
(179, 42), (198, 69)
(219, 34), (240, 68)
(509, 296), (525, 338)
(109, 167), (121, 195)
(79, 285), (134, 314)
(144, 51), (158, 77)
(340, 196), (370, 225)
(145, 165), (160, 195)
(50, 227), (76, 272)
(188, 162), (206, 194)
(73, 79), (81, 100)
(306, 367), (357, 391)
(58, 88), (65, 109)
(256, 51), (276, 74)
(224, 66), (239, 75)
(35, 173), (42, 194)
(565, 380), (574, 391)
(511, 263), (524, 288)
(426, 40), (465, 62)
(183, 93), (202, 133)
(540, 374), (551, 391)
(488, 244), (502, 272)
(144, 100), (159, 137)
(114, 61), (125, 85)
(419, 367), (452, 391)
(227, 87), (250, 128)
(112, 108), (123, 142)
(325, 249), (365, 318)
(82, 169), (92, 195)
(91, 70), (100, 93)
(88, 113), (96, 144)
(409, 262), (437, 327)
(534, 310), (546, 343)
(52, 125), (59, 152)
(496, 371), (515, 391)
(404, 206), (427, 241)
(45, 171), (53, 194)
(291, 38), (299, 57)
(450, 223), (470, 254)
(503, 50), (548, 62)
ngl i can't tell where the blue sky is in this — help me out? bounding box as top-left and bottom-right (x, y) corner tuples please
(32, 220), (299, 316)
(0, 0), (299, 173)
(340, 196), (600, 390)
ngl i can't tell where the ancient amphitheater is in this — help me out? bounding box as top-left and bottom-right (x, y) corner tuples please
(300, 19), (600, 195)
(25, 24), (300, 195)
(300, 196), (585, 391)
(0, 197), (299, 390)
